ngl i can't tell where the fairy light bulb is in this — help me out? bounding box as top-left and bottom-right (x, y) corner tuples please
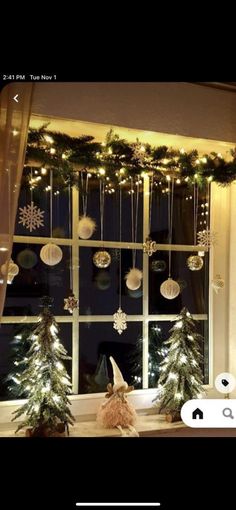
(175, 321), (183, 329)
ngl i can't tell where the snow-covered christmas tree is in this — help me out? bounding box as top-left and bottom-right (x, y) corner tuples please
(154, 307), (204, 419)
(12, 296), (75, 436)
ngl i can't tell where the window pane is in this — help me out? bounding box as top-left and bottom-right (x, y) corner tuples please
(79, 322), (142, 394)
(15, 168), (71, 238)
(149, 251), (209, 315)
(150, 181), (209, 245)
(3, 243), (71, 316)
(0, 323), (72, 401)
(79, 247), (143, 315)
(79, 180), (143, 243)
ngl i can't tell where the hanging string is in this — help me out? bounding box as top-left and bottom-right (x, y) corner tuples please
(50, 169), (53, 238)
(149, 173), (154, 236)
(168, 178), (175, 277)
(193, 182), (199, 245)
(30, 168), (33, 203)
(119, 185), (122, 308)
(68, 183), (72, 291)
(81, 171), (89, 216)
(130, 177), (139, 268)
(99, 179), (105, 242)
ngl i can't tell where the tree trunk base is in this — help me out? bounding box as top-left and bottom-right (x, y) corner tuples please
(26, 423), (68, 437)
(165, 412), (182, 423)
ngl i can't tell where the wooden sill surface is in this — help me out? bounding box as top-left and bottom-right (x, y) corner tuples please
(1, 414), (235, 437)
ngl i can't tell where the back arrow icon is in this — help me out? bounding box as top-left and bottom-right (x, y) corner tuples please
(13, 94), (19, 103)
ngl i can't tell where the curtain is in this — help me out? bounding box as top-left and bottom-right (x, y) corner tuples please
(0, 83), (34, 320)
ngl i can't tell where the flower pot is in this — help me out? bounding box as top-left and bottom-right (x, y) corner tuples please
(25, 422), (68, 437)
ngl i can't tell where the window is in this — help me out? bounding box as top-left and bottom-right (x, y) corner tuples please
(0, 150), (210, 405)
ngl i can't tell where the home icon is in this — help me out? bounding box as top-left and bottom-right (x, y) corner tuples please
(192, 408), (204, 420)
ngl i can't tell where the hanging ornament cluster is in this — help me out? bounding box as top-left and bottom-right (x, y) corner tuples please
(93, 250), (111, 268)
(95, 270), (111, 290)
(151, 260), (166, 273)
(113, 307), (127, 335)
(17, 248), (38, 269)
(143, 237), (157, 256)
(211, 274), (224, 294)
(160, 178), (180, 300)
(40, 243), (63, 266)
(18, 201), (45, 232)
(187, 255), (204, 271)
(78, 216), (96, 240)
(160, 277), (180, 300)
(1, 258), (19, 284)
(64, 292), (79, 313)
(186, 183), (204, 272)
(125, 268), (142, 291)
(197, 228), (217, 248)
(78, 172), (96, 239)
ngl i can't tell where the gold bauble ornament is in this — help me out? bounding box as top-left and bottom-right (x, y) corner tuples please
(160, 277), (180, 300)
(40, 243), (63, 266)
(1, 258), (19, 284)
(125, 268), (142, 290)
(78, 216), (96, 240)
(93, 250), (111, 268)
(187, 255), (204, 271)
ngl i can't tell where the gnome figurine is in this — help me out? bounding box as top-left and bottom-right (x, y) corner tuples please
(96, 356), (139, 436)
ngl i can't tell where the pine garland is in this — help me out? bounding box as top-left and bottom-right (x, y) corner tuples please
(25, 126), (236, 187)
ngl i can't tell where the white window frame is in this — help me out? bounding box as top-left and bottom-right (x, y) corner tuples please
(0, 175), (214, 422)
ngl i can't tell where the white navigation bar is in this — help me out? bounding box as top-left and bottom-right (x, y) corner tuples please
(181, 399), (236, 427)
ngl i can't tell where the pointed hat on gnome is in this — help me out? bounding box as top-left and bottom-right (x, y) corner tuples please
(109, 356), (128, 392)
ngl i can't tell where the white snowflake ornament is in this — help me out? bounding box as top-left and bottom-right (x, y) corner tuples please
(131, 142), (146, 165)
(197, 229), (217, 248)
(18, 201), (44, 232)
(113, 307), (127, 335)
(64, 293), (79, 314)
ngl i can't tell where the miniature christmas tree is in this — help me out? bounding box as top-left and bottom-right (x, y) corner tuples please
(154, 307), (204, 419)
(5, 324), (32, 399)
(12, 296), (75, 436)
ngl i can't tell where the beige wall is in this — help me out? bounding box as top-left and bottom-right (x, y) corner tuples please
(32, 82), (236, 143)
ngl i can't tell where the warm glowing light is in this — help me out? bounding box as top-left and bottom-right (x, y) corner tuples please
(194, 173), (198, 179)
(196, 159), (200, 165)
(119, 168), (125, 175)
(166, 175), (171, 182)
(175, 321), (183, 329)
(201, 157), (207, 164)
(87, 173), (92, 178)
(62, 153), (67, 159)
(56, 361), (64, 370)
(99, 168), (106, 176)
(217, 153), (222, 158)
(176, 178), (181, 184)
(50, 324), (58, 335)
(44, 135), (53, 144)
(185, 177), (189, 182)
(207, 176), (213, 182)
(140, 145), (145, 152)
(179, 355), (187, 364)
(175, 392), (182, 399)
(187, 335), (194, 340)
(163, 158), (169, 165)
(180, 148), (185, 154)
(50, 148), (56, 155)
(168, 373), (178, 381)
(108, 147), (113, 154)
(13, 129), (18, 136)
(53, 395), (61, 403)
(41, 167), (47, 175)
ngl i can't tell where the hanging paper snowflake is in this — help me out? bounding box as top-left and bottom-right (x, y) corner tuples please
(113, 307), (127, 335)
(197, 229), (217, 248)
(64, 293), (79, 314)
(143, 237), (157, 256)
(131, 142), (146, 165)
(18, 201), (44, 232)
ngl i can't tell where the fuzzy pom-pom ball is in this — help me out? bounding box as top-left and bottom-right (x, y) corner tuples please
(78, 216), (96, 240)
(125, 268), (142, 291)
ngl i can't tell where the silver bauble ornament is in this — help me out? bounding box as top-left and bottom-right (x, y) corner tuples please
(151, 260), (166, 273)
(78, 216), (96, 240)
(95, 270), (111, 290)
(93, 250), (111, 268)
(160, 277), (180, 299)
(17, 248), (38, 269)
(187, 255), (204, 271)
(40, 243), (63, 266)
(125, 268), (142, 290)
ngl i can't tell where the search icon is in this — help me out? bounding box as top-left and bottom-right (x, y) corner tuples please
(222, 407), (234, 419)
